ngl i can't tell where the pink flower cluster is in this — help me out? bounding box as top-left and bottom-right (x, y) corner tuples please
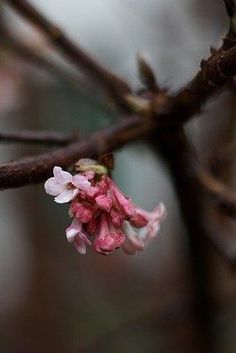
(44, 160), (166, 255)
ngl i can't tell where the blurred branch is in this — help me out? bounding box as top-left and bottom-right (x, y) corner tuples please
(197, 166), (236, 219)
(138, 55), (159, 92)
(223, 0), (235, 18)
(0, 115), (153, 189)
(155, 128), (215, 351)
(0, 0), (236, 202)
(167, 44), (236, 125)
(4, 0), (236, 124)
(2, 38), (236, 188)
(0, 129), (78, 145)
(3, 0), (131, 109)
(210, 141), (236, 168)
(206, 223), (236, 265)
(1, 30), (83, 89)
(222, 0), (236, 50)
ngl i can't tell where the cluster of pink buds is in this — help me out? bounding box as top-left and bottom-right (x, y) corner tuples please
(44, 159), (166, 256)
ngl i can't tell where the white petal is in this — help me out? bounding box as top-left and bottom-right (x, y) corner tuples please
(54, 189), (75, 203)
(44, 177), (64, 196)
(53, 166), (72, 184)
(72, 174), (91, 190)
(146, 221), (160, 241)
(74, 238), (87, 254)
(122, 221), (144, 254)
(66, 227), (77, 243)
(66, 219), (82, 242)
(152, 202), (167, 221)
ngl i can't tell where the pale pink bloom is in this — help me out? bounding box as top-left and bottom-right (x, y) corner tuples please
(95, 195), (113, 212)
(138, 203), (166, 240)
(94, 214), (125, 255)
(74, 204), (93, 223)
(84, 217), (98, 235)
(66, 218), (91, 255)
(44, 166), (91, 203)
(45, 160), (167, 256)
(122, 203), (166, 255)
(110, 207), (125, 228)
(108, 177), (135, 218)
(121, 221), (145, 255)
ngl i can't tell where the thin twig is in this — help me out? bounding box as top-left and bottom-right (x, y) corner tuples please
(0, 115), (153, 189)
(197, 166), (236, 219)
(164, 44), (236, 126)
(1, 31), (83, 89)
(0, 129), (78, 145)
(4, 0), (131, 108)
(5, 0), (236, 123)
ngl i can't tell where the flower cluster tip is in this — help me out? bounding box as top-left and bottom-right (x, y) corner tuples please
(44, 160), (166, 256)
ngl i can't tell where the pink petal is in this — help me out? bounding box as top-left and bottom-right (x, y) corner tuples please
(73, 238), (87, 254)
(84, 170), (96, 180)
(86, 186), (100, 199)
(110, 208), (124, 228)
(122, 221), (144, 255)
(69, 199), (81, 217)
(66, 218), (82, 242)
(72, 174), (91, 190)
(55, 189), (75, 203)
(44, 177), (64, 196)
(130, 211), (148, 228)
(94, 214), (125, 255)
(108, 178), (135, 218)
(73, 231), (92, 254)
(75, 205), (93, 223)
(84, 218), (97, 235)
(95, 195), (112, 212)
(53, 166), (72, 184)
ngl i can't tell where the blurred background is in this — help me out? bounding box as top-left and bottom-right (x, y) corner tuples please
(0, 1), (236, 352)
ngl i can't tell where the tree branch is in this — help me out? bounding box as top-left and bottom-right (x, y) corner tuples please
(164, 44), (236, 126)
(1, 30), (83, 89)
(0, 115), (153, 189)
(197, 166), (236, 219)
(223, 0), (235, 19)
(5, 0), (236, 124)
(154, 128), (215, 350)
(210, 141), (236, 168)
(0, 129), (78, 145)
(3, 0), (131, 108)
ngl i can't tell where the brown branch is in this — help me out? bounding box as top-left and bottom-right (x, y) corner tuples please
(197, 166), (236, 219)
(0, 116), (153, 189)
(3, 0), (131, 107)
(0, 129), (78, 145)
(1, 40), (236, 190)
(128, 44), (236, 126)
(210, 141), (236, 168)
(138, 55), (159, 92)
(153, 128), (236, 268)
(1, 0), (236, 193)
(222, 0), (236, 50)
(223, 0), (235, 19)
(163, 44), (236, 126)
(206, 222), (236, 265)
(1, 30), (83, 89)
(154, 128), (215, 350)
(4, 0), (236, 123)
(2, 40), (236, 189)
